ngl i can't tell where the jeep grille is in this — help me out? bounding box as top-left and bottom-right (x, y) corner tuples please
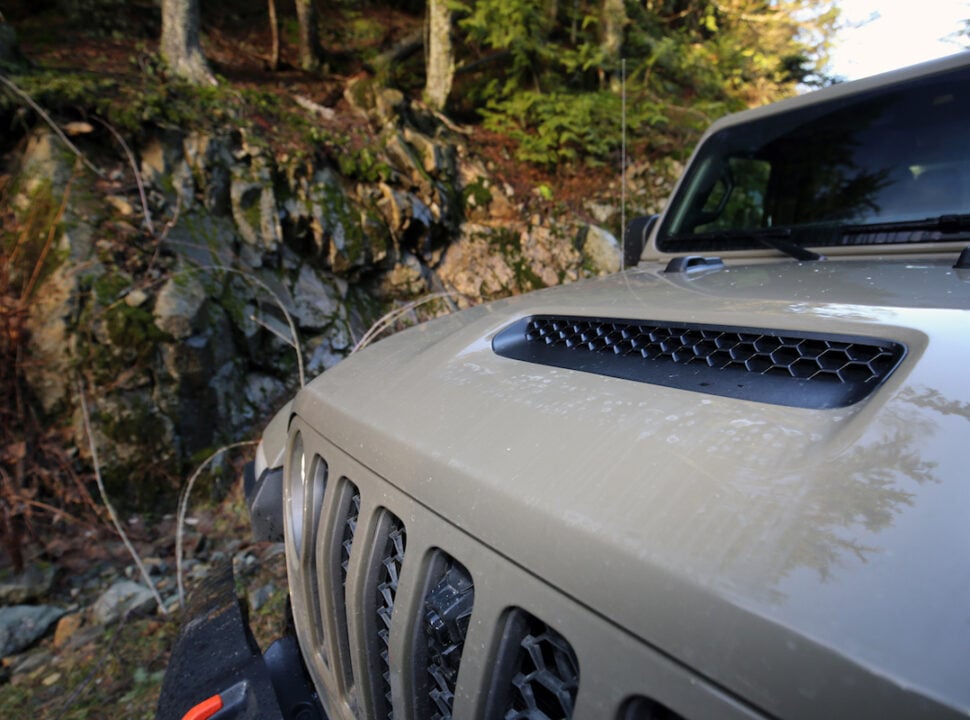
(284, 429), (767, 720)
(492, 315), (905, 408)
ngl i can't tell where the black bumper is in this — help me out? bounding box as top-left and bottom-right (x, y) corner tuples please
(156, 560), (325, 720)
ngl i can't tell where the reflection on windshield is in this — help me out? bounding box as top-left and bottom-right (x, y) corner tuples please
(660, 62), (970, 252)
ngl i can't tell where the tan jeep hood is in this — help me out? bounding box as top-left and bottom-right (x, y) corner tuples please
(294, 258), (970, 717)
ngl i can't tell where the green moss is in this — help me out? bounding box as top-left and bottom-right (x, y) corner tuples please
(486, 228), (547, 293)
(242, 196), (263, 232)
(218, 279), (250, 329)
(94, 272), (131, 304)
(336, 146), (392, 183)
(513, 259), (546, 291)
(95, 393), (177, 509)
(104, 302), (168, 359)
(462, 176), (493, 209)
(490, 227), (521, 253)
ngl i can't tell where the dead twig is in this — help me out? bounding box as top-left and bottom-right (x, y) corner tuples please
(76, 377), (167, 616)
(146, 193), (181, 277)
(21, 162), (76, 301)
(93, 117), (155, 235)
(352, 291), (456, 354)
(175, 440), (257, 609)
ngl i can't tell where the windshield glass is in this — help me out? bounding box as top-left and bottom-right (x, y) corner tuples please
(657, 62), (970, 252)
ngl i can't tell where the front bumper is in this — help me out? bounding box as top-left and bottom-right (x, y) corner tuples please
(155, 560), (324, 720)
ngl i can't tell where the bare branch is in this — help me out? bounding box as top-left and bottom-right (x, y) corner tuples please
(175, 440), (257, 609)
(352, 291), (456, 354)
(93, 117), (155, 235)
(76, 378), (167, 616)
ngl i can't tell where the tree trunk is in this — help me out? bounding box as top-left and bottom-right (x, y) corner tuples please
(295, 0), (323, 72)
(600, 0), (627, 90)
(0, 18), (25, 67)
(160, 0), (215, 85)
(268, 0), (280, 71)
(424, 0), (454, 111)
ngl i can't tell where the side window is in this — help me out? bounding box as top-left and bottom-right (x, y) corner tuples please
(696, 157), (771, 232)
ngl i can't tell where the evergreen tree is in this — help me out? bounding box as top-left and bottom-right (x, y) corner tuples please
(449, 0), (838, 165)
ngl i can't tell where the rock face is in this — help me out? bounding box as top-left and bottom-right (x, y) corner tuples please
(580, 224), (622, 275)
(10, 91), (674, 508)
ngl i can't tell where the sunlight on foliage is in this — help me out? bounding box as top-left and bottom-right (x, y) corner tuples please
(450, 0), (839, 165)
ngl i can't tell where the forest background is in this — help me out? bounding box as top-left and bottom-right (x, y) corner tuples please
(0, 0), (904, 716)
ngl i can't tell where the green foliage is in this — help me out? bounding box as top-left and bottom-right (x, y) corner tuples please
(481, 91), (617, 165)
(455, 0), (558, 89)
(481, 89), (668, 167)
(449, 0), (839, 166)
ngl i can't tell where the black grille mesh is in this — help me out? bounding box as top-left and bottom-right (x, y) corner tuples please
(424, 560), (475, 720)
(620, 696), (686, 720)
(505, 614), (579, 720)
(340, 486), (361, 589)
(493, 315), (905, 408)
(333, 480), (361, 694)
(377, 516), (406, 719)
(291, 467), (664, 719)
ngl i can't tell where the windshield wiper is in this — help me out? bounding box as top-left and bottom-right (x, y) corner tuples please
(691, 228), (824, 261)
(750, 229), (824, 261)
(841, 213), (970, 236)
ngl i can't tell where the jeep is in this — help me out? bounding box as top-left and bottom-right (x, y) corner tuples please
(160, 53), (970, 720)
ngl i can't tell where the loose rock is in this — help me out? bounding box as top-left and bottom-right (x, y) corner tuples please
(0, 565), (56, 605)
(92, 580), (157, 625)
(0, 605), (66, 658)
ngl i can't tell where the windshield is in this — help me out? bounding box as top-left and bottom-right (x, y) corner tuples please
(657, 62), (970, 252)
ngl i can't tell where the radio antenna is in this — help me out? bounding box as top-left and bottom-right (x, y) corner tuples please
(620, 57), (627, 267)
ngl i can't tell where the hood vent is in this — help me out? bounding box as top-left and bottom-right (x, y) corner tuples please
(492, 315), (905, 408)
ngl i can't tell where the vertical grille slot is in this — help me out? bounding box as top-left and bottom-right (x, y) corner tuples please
(362, 510), (407, 720)
(414, 553), (474, 720)
(619, 696), (687, 720)
(303, 455), (329, 667)
(487, 609), (580, 720)
(285, 435), (330, 671)
(329, 478), (361, 696)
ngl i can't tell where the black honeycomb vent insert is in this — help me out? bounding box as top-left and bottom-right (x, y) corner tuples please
(423, 559), (474, 720)
(334, 480), (361, 692)
(340, 486), (361, 590)
(376, 516), (406, 719)
(506, 616), (579, 720)
(487, 609), (579, 720)
(492, 315), (905, 408)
